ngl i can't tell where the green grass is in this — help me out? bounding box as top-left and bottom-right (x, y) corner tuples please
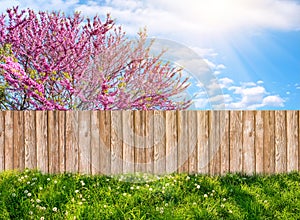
(0, 169), (299, 219)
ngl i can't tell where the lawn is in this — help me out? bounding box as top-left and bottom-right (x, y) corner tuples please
(0, 169), (299, 219)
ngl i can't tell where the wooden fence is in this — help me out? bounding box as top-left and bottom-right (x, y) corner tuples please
(0, 111), (299, 175)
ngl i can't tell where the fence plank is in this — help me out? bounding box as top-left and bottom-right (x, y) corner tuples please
(0, 112), (4, 171)
(255, 111), (264, 174)
(274, 111), (287, 173)
(230, 111), (243, 173)
(1, 110), (299, 175)
(58, 111), (66, 173)
(111, 111), (123, 174)
(178, 111), (189, 173)
(145, 111), (154, 173)
(4, 111), (13, 170)
(99, 111), (111, 175)
(122, 111), (135, 174)
(209, 111), (221, 175)
(220, 111), (230, 175)
(65, 111), (79, 173)
(154, 111), (166, 174)
(188, 111), (197, 174)
(24, 111), (36, 169)
(263, 111), (275, 174)
(166, 111), (177, 173)
(134, 111), (146, 173)
(197, 111), (209, 174)
(91, 111), (100, 175)
(78, 111), (91, 174)
(286, 111), (299, 172)
(243, 111), (255, 175)
(36, 111), (48, 173)
(48, 111), (59, 173)
(13, 111), (24, 171)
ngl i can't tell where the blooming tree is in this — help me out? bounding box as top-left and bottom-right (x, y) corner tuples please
(0, 7), (192, 110)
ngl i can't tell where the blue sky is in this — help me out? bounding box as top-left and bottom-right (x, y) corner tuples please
(1, 0), (299, 109)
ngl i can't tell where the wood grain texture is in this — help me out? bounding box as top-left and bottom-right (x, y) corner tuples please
(122, 111), (135, 174)
(0, 110), (299, 175)
(197, 111), (209, 174)
(188, 111), (197, 174)
(274, 111), (287, 173)
(24, 111), (36, 169)
(165, 111), (177, 174)
(263, 111), (275, 174)
(0, 112), (4, 171)
(177, 111), (189, 173)
(91, 111), (100, 174)
(134, 111), (147, 173)
(48, 111), (59, 173)
(58, 111), (66, 173)
(229, 111), (243, 173)
(111, 111), (123, 174)
(36, 111), (48, 173)
(220, 111), (230, 175)
(242, 111), (255, 175)
(209, 111), (221, 175)
(286, 111), (299, 172)
(78, 111), (91, 174)
(4, 111), (13, 170)
(255, 111), (264, 174)
(145, 111), (154, 173)
(154, 111), (166, 174)
(65, 111), (79, 173)
(99, 111), (111, 175)
(13, 111), (24, 170)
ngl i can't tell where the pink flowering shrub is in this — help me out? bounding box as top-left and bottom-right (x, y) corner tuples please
(0, 7), (191, 110)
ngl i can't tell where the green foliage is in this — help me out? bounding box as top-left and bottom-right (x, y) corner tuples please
(0, 170), (299, 219)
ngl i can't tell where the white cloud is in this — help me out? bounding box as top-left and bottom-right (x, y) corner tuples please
(216, 64), (226, 70)
(262, 96), (285, 107)
(257, 80), (264, 84)
(195, 78), (285, 109)
(0, 0), (80, 14)
(219, 77), (234, 87)
(72, 0), (300, 39)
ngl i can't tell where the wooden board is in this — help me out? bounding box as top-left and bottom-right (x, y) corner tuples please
(220, 111), (230, 175)
(255, 111), (264, 174)
(188, 111), (198, 174)
(99, 111), (111, 175)
(36, 111), (48, 173)
(111, 111), (123, 174)
(197, 111), (209, 174)
(274, 111), (287, 173)
(78, 111), (91, 174)
(263, 111), (275, 174)
(145, 111), (154, 173)
(122, 111), (135, 174)
(209, 111), (221, 175)
(4, 111), (13, 170)
(286, 111), (299, 172)
(91, 111), (100, 175)
(48, 111), (59, 173)
(0, 112), (4, 171)
(58, 111), (66, 173)
(229, 111), (243, 173)
(177, 111), (189, 173)
(24, 111), (36, 169)
(242, 111), (255, 175)
(153, 111), (166, 174)
(65, 111), (79, 173)
(165, 111), (177, 174)
(13, 111), (25, 171)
